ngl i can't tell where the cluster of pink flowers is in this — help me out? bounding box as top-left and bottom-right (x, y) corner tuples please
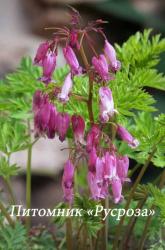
(33, 90), (70, 141)
(33, 12), (139, 204)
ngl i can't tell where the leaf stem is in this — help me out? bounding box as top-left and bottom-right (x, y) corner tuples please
(0, 200), (14, 227)
(5, 179), (16, 205)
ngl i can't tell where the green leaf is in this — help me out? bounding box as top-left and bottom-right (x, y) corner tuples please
(0, 222), (27, 250)
(0, 157), (20, 180)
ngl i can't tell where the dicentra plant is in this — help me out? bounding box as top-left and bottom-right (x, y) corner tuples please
(0, 9), (165, 250)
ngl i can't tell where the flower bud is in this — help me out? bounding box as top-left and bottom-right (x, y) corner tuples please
(111, 178), (123, 204)
(99, 87), (117, 122)
(56, 113), (70, 142)
(34, 42), (49, 66)
(88, 147), (97, 173)
(41, 51), (56, 84)
(104, 40), (121, 72)
(58, 73), (73, 103)
(117, 125), (139, 148)
(71, 115), (85, 144)
(92, 54), (110, 81)
(63, 46), (82, 75)
(116, 155), (130, 183)
(62, 160), (74, 203)
(86, 125), (100, 152)
(33, 92), (57, 139)
(46, 105), (57, 139)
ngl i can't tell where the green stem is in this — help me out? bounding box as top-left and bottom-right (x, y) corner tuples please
(66, 217), (73, 250)
(123, 199), (146, 249)
(138, 204), (154, 250)
(101, 199), (108, 250)
(0, 200), (14, 227)
(112, 146), (157, 250)
(5, 179), (16, 205)
(26, 121), (32, 230)
(128, 163), (141, 178)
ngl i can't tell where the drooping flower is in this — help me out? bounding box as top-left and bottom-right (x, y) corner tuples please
(88, 147), (97, 173)
(99, 86), (117, 122)
(116, 155), (130, 183)
(111, 178), (123, 204)
(33, 90), (46, 112)
(34, 42), (49, 66)
(95, 156), (104, 184)
(92, 54), (110, 81)
(56, 113), (70, 142)
(33, 91), (57, 138)
(34, 102), (51, 135)
(86, 125), (100, 152)
(58, 73), (73, 103)
(63, 45), (82, 75)
(87, 171), (101, 200)
(46, 105), (57, 139)
(117, 125), (139, 148)
(104, 40), (121, 72)
(62, 160), (74, 203)
(40, 51), (56, 84)
(103, 152), (117, 182)
(71, 115), (85, 144)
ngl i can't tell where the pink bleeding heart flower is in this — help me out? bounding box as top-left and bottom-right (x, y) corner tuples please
(103, 152), (117, 182)
(62, 160), (74, 203)
(34, 42), (49, 66)
(33, 93), (57, 139)
(100, 180), (109, 198)
(116, 155), (130, 183)
(87, 171), (100, 200)
(56, 113), (70, 142)
(86, 125), (101, 152)
(99, 86), (117, 122)
(104, 40), (121, 72)
(111, 178), (123, 204)
(63, 45), (82, 75)
(33, 90), (46, 112)
(46, 105), (57, 139)
(92, 54), (110, 81)
(88, 147), (97, 173)
(34, 102), (51, 135)
(117, 125), (139, 148)
(40, 51), (56, 84)
(95, 156), (104, 184)
(71, 115), (85, 144)
(58, 73), (73, 103)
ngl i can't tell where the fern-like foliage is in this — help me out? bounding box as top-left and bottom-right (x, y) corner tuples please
(147, 184), (165, 224)
(0, 222), (27, 250)
(29, 230), (56, 250)
(0, 157), (20, 180)
(0, 119), (29, 155)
